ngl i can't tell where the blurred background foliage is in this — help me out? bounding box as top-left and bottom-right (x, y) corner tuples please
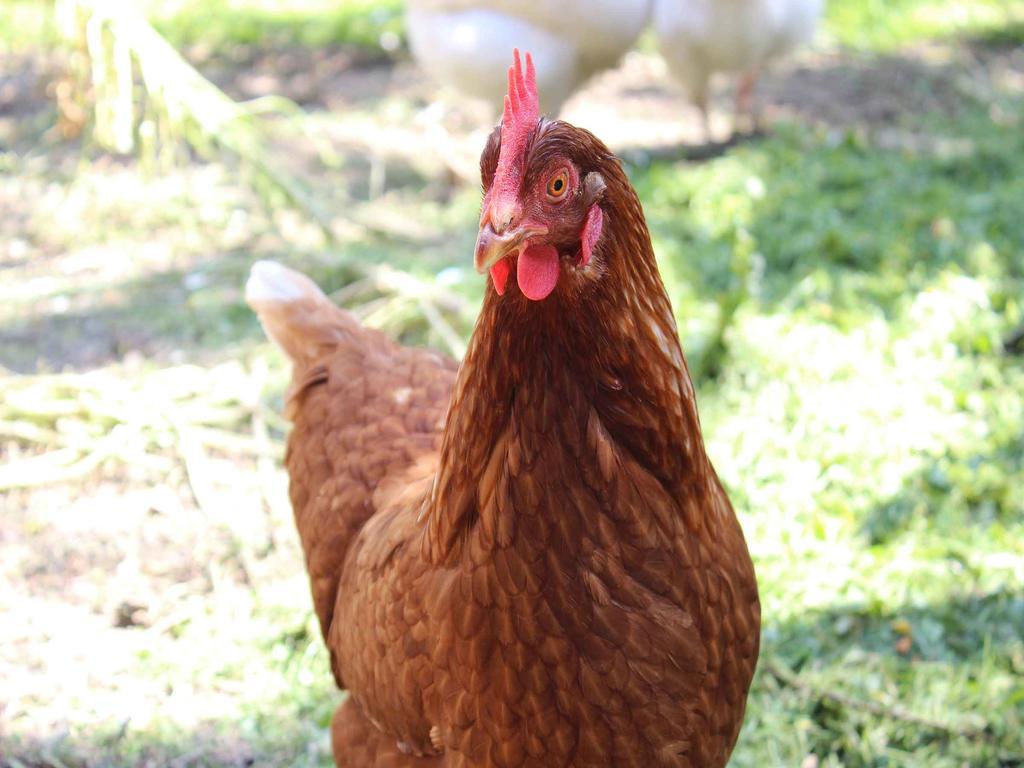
(1, 1), (1023, 767)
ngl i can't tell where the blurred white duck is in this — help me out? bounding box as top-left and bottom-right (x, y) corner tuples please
(654, 0), (823, 139)
(406, 0), (653, 115)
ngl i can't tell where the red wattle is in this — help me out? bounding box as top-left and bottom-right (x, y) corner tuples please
(580, 204), (603, 267)
(517, 244), (560, 301)
(490, 258), (511, 295)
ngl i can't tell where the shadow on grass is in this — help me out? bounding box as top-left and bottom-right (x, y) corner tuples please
(767, 586), (1024, 670)
(741, 586), (1024, 767)
(864, 438), (1024, 546)
(0, 262), (262, 374)
(642, 100), (1022, 309)
(964, 21), (1024, 48)
(0, 246), (388, 373)
(192, 44), (400, 110)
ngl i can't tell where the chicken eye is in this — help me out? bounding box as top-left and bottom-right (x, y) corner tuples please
(547, 170), (569, 200)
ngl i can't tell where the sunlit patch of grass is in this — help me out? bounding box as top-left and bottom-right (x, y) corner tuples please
(0, 0), (59, 51)
(825, 0), (1024, 50)
(145, 0), (404, 52)
(0, 0), (404, 55)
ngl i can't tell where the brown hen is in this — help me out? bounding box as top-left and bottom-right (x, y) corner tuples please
(247, 50), (760, 768)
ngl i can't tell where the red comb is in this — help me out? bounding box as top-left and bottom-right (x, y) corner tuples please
(486, 50), (539, 228)
(500, 49), (538, 161)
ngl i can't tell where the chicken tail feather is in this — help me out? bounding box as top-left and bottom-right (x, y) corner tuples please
(246, 260), (360, 370)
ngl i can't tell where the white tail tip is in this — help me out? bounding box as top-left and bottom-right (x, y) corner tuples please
(245, 260), (328, 306)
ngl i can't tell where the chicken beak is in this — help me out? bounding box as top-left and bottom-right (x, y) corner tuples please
(474, 222), (548, 273)
(475, 222), (520, 273)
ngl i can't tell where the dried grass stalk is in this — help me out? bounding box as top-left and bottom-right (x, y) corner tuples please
(55, 0), (334, 238)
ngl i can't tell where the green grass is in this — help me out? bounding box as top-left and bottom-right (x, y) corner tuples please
(3, 1), (1024, 767)
(147, 0), (404, 52)
(0, 0), (59, 51)
(824, 0), (1024, 50)
(0, 0), (404, 53)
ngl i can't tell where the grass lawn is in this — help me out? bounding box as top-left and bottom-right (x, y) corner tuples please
(1, 1), (1022, 767)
